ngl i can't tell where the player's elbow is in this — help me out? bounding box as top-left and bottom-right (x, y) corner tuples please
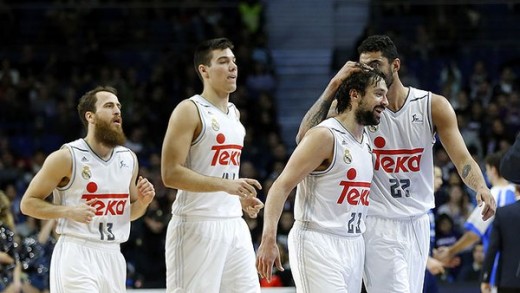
(295, 129), (305, 145)
(19, 196), (32, 217)
(161, 165), (183, 189)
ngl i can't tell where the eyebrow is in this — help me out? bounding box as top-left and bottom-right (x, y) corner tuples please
(216, 55), (235, 61)
(104, 101), (121, 108)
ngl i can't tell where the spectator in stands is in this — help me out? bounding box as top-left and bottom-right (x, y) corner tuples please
(20, 219), (56, 293)
(0, 190), (21, 293)
(457, 243), (484, 282)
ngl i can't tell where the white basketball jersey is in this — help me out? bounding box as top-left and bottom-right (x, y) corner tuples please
(366, 87), (435, 218)
(171, 95), (245, 218)
(54, 139), (134, 243)
(294, 118), (373, 237)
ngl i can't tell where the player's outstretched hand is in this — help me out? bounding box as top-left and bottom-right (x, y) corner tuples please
(256, 240), (284, 283)
(240, 197), (264, 218)
(476, 187), (496, 221)
(226, 178), (262, 198)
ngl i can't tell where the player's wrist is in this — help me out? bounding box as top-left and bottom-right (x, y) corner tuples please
(261, 231), (277, 244)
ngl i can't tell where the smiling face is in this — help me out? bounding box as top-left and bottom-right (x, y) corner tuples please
(355, 77), (388, 125)
(91, 91), (126, 147)
(201, 48), (237, 95)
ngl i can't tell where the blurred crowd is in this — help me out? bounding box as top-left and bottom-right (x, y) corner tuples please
(0, 0), (519, 291)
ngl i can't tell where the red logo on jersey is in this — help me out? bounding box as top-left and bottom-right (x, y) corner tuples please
(211, 133), (242, 166)
(81, 182), (128, 216)
(372, 136), (423, 173)
(337, 168), (370, 206)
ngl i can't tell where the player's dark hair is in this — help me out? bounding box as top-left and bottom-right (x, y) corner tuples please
(485, 150), (505, 178)
(335, 69), (386, 114)
(77, 86), (118, 130)
(193, 37), (234, 81)
(358, 35), (399, 61)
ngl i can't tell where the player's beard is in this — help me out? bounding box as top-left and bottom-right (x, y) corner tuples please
(383, 65), (394, 87)
(94, 118), (126, 148)
(355, 99), (381, 126)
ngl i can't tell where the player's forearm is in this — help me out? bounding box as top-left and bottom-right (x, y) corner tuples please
(261, 185), (292, 243)
(162, 164), (228, 193)
(20, 197), (71, 220)
(130, 200), (150, 221)
(458, 160), (488, 193)
(295, 79), (341, 144)
(449, 231), (480, 256)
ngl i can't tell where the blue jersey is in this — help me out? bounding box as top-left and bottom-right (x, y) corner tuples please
(464, 184), (517, 285)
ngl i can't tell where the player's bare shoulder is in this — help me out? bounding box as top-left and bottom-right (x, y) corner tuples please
(430, 93), (457, 129)
(39, 147), (74, 187)
(172, 99), (199, 117)
(300, 126), (335, 157)
(167, 99), (201, 130)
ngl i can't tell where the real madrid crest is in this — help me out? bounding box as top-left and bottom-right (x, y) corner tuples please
(343, 149), (352, 164)
(211, 117), (220, 131)
(367, 125), (378, 133)
(81, 165), (91, 180)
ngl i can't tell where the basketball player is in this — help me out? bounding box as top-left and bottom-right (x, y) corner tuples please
(257, 69), (388, 292)
(435, 151), (517, 290)
(161, 37), (264, 293)
(297, 35), (496, 293)
(20, 86), (156, 293)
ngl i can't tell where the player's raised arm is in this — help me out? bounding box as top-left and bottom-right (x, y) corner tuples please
(296, 61), (365, 144)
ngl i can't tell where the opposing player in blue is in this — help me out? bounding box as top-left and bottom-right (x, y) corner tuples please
(434, 151), (517, 290)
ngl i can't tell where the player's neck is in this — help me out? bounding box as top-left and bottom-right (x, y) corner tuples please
(200, 88), (230, 113)
(492, 177), (510, 187)
(83, 136), (113, 160)
(387, 79), (408, 112)
(336, 113), (364, 143)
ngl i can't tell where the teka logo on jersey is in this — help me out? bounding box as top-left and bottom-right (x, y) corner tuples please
(81, 182), (128, 216)
(211, 133), (242, 166)
(372, 136), (423, 173)
(337, 168), (370, 206)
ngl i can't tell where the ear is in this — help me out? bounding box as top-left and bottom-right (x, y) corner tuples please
(85, 111), (95, 124)
(349, 89), (359, 101)
(198, 64), (209, 79)
(392, 58), (401, 73)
